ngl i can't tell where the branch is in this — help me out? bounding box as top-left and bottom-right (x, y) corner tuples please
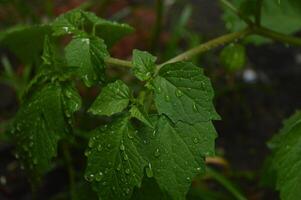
(255, 0), (264, 26)
(254, 26), (301, 46)
(157, 28), (251, 69)
(104, 57), (132, 68)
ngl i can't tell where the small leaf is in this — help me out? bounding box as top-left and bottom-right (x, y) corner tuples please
(85, 116), (146, 200)
(138, 116), (217, 200)
(89, 80), (130, 116)
(153, 62), (220, 124)
(129, 105), (153, 128)
(65, 36), (109, 87)
(132, 49), (157, 81)
(52, 9), (134, 47)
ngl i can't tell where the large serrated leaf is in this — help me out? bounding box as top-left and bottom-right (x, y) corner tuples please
(10, 83), (81, 182)
(85, 116), (146, 200)
(89, 80), (130, 116)
(65, 36), (109, 87)
(132, 49), (157, 81)
(153, 62), (220, 124)
(138, 116), (217, 200)
(266, 111), (301, 200)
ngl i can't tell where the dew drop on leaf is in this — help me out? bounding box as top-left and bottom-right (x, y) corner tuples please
(120, 144), (125, 151)
(154, 148), (160, 157)
(175, 89), (183, 97)
(95, 171), (103, 181)
(125, 168), (130, 174)
(145, 163), (153, 178)
(165, 95), (170, 102)
(193, 138), (199, 144)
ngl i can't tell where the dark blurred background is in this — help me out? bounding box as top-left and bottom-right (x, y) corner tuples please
(0, 0), (301, 199)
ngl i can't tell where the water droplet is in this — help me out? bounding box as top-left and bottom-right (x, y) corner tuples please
(84, 150), (91, 157)
(81, 38), (90, 45)
(157, 87), (162, 93)
(175, 89), (183, 97)
(62, 26), (69, 32)
(88, 140), (94, 148)
(146, 163), (153, 177)
(196, 167), (201, 172)
(123, 154), (129, 161)
(120, 144), (125, 151)
(97, 144), (102, 151)
(165, 95), (170, 101)
(102, 181), (107, 186)
(193, 103), (198, 112)
(186, 177), (191, 182)
(95, 171), (103, 181)
(193, 138), (199, 144)
(33, 158), (38, 165)
(125, 168), (130, 174)
(125, 188), (130, 194)
(116, 164), (122, 171)
(154, 148), (160, 157)
(152, 129), (157, 137)
(85, 174), (94, 182)
(107, 144), (112, 149)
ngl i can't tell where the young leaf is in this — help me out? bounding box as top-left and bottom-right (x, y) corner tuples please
(266, 111), (301, 200)
(89, 80), (130, 116)
(129, 105), (153, 128)
(52, 9), (134, 47)
(138, 116), (217, 200)
(0, 25), (51, 64)
(65, 36), (109, 87)
(132, 49), (157, 81)
(10, 83), (81, 182)
(85, 116), (147, 200)
(153, 62), (220, 124)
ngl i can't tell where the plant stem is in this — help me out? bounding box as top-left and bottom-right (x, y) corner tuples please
(62, 143), (76, 200)
(104, 57), (132, 68)
(206, 167), (247, 200)
(255, 0), (264, 26)
(157, 28), (251, 69)
(254, 26), (301, 46)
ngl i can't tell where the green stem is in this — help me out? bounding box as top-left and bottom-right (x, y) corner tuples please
(206, 167), (247, 200)
(255, 0), (264, 26)
(156, 28), (251, 70)
(104, 57), (132, 68)
(253, 26), (301, 46)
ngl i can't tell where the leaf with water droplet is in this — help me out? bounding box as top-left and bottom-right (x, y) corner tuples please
(153, 62), (220, 124)
(65, 35), (108, 87)
(10, 83), (78, 183)
(137, 115), (217, 200)
(88, 80), (130, 116)
(132, 49), (157, 81)
(85, 115), (147, 200)
(129, 105), (153, 128)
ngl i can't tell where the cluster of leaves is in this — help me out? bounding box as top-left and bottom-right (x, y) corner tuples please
(4, 8), (220, 200)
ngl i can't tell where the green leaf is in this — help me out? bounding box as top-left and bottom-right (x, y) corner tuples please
(138, 116), (217, 200)
(132, 50), (157, 81)
(267, 111), (301, 200)
(219, 43), (246, 72)
(85, 115), (147, 200)
(10, 83), (81, 182)
(129, 105), (153, 128)
(52, 9), (134, 47)
(65, 36), (109, 87)
(89, 80), (130, 116)
(153, 62), (220, 124)
(222, 0), (301, 44)
(0, 25), (51, 64)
